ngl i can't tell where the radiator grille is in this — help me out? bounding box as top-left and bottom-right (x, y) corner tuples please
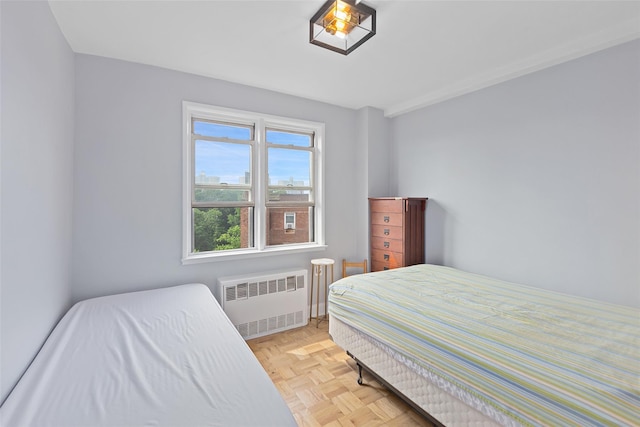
(217, 269), (308, 340)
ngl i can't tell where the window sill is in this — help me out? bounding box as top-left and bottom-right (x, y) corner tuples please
(182, 243), (328, 265)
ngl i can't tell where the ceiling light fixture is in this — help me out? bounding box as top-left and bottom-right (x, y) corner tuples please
(309, 0), (376, 55)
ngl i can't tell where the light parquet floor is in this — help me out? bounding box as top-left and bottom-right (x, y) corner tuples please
(247, 321), (434, 427)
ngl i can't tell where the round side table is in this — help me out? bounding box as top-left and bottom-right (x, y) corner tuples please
(310, 258), (335, 327)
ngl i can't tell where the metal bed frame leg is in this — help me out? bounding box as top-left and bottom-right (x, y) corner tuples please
(345, 350), (443, 426)
(347, 351), (364, 385)
(356, 363), (363, 385)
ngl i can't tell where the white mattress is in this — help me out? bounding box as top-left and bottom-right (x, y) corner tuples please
(330, 316), (498, 427)
(0, 284), (296, 427)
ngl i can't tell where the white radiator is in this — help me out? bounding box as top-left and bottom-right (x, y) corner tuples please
(216, 269), (308, 340)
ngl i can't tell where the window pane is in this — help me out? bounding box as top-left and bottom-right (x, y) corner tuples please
(194, 120), (252, 140)
(266, 129), (312, 147)
(195, 140), (251, 185)
(193, 207), (253, 252)
(268, 148), (311, 185)
(268, 189), (311, 203)
(195, 188), (251, 203)
(266, 207), (313, 246)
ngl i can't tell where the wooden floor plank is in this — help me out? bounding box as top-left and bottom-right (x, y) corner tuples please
(247, 322), (433, 426)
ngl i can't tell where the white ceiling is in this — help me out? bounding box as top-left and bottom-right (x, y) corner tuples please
(48, 1), (640, 117)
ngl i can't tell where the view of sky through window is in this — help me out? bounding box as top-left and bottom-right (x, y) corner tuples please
(194, 121), (312, 185)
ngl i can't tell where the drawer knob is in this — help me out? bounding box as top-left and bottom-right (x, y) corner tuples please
(383, 216), (390, 223)
(383, 228), (390, 235)
(384, 254), (389, 261)
(383, 242), (390, 248)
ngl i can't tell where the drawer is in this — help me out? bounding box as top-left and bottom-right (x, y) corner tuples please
(371, 237), (403, 252)
(371, 260), (399, 272)
(370, 212), (403, 227)
(370, 199), (403, 213)
(371, 224), (403, 239)
(371, 249), (403, 268)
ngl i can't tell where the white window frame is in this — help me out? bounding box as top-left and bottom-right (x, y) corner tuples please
(182, 101), (326, 264)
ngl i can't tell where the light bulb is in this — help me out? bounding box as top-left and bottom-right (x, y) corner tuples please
(335, 10), (349, 21)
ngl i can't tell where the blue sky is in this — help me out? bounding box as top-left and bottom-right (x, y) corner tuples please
(194, 122), (311, 185)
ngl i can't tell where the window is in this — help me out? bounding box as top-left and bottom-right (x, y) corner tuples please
(284, 213), (296, 230)
(183, 102), (325, 263)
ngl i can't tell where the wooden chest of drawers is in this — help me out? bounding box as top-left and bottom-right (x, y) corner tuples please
(369, 197), (427, 272)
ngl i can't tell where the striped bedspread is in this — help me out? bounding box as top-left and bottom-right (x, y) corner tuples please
(328, 264), (639, 426)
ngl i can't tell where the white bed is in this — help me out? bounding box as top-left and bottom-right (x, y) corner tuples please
(0, 283), (296, 427)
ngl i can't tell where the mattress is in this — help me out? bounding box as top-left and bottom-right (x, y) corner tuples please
(330, 316), (497, 427)
(328, 264), (640, 426)
(0, 284), (296, 427)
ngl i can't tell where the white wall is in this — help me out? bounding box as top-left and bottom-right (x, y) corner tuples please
(354, 108), (370, 260)
(363, 107), (392, 198)
(72, 55), (363, 301)
(354, 107), (392, 259)
(0, 1), (75, 403)
(392, 40), (640, 307)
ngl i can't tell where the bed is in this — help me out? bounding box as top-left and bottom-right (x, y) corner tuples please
(328, 264), (639, 427)
(0, 283), (296, 427)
